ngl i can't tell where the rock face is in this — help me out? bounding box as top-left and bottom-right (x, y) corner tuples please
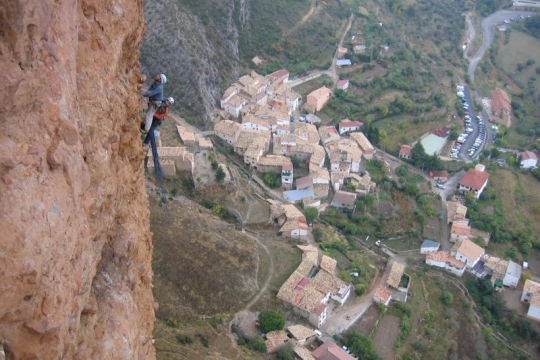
(141, 0), (249, 127)
(0, 1), (155, 359)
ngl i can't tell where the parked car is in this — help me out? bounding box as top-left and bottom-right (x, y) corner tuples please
(435, 183), (446, 189)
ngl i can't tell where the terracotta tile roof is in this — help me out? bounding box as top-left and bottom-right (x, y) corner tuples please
(399, 145), (411, 156)
(296, 176), (313, 187)
(307, 86), (332, 100)
(332, 190), (356, 206)
(257, 155), (292, 167)
(313, 184), (329, 198)
(338, 138), (363, 162)
(319, 126), (340, 142)
(524, 280), (540, 307)
(270, 69), (289, 79)
(460, 169), (490, 190)
(227, 94), (246, 107)
(297, 245), (319, 265)
(312, 341), (356, 360)
(265, 330), (288, 353)
(429, 170), (448, 178)
(518, 150), (537, 160)
(294, 345), (316, 360)
(215, 120), (241, 137)
(491, 88), (511, 113)
(287, 325), (316, 341)
(280, 218), (308, 233)
(427, 251), (449, 262)
(374, 286), (392, 303)
(270, 203), (305, 221)
(387, 262), (405, 289)
(243, 114), (270, 128)
(451, 223), (471, 237)
(338, 120), (362, 129)
(302, 197), (317, 207)
(244, 146), (263, 158)
(457, 239), (484, 262)
(349, 132), (374, 153)
(320, 255), (337, 275)
(446, 256), (466, 269)
(447, 201), (467, 222)
(198, 138), (213, 148)
(221, 85), (239, 100)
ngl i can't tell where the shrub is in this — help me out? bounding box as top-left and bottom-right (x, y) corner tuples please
(247, 336), (267, 353)
(258, 310), (285, 333)
(441, 291), (454, 306)
(176, 334), (193, 344)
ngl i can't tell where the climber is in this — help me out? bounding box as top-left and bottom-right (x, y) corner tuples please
(143, 96), (174, 150)
(140, 73), (167, 133)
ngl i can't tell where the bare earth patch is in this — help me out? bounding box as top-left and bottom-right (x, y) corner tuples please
(349, 303), (380, 336)
(372, 314), (401, 360)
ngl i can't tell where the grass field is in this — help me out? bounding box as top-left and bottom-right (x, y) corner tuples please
(482, 29), (540, 147)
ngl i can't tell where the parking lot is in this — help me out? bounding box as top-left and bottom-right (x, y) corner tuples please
(451, 84), (486, 161)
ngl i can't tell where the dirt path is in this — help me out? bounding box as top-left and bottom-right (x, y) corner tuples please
(226, 230), (275, 358)
(283, 1), (317, 37)
(328, 14), (354, 85)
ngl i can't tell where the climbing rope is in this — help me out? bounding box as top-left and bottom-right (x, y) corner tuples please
(149, 130), (168, 207)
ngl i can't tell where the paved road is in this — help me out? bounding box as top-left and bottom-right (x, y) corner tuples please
(468, 10), (536, 82)
(457, 85), (482, 161)
(464, 16), (476, 59)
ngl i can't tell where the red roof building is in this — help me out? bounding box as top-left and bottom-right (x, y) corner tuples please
(399, 145), (412, 159)
(337, 79), (349, 90)
(459, 169), (490, 199)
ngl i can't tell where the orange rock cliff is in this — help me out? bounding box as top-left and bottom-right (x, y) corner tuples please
(0, 0), (156, 358)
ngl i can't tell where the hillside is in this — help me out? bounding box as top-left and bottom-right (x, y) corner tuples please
(141, 0), (474, 133)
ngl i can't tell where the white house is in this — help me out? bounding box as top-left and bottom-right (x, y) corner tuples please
(399, 145), (411, 159)
(521, 280), (540, 321)
(338, 120), (363, 135)
(223, 95), (246, 117)
(459, 168), (490, 199)
(420, 239), (440, 254)
(503, 260), (522, 288)
(337, 79), (349, 90)
(455, 239), (485, 268)
(214, 120), (241, 145)
(518, 150), (538, 169)
(426, 251), (466, 277)
(242, 114), (270, 131)
(331, 190), (356, 211)
(450, 223), (471, 243)
(373, 286), (392, 306)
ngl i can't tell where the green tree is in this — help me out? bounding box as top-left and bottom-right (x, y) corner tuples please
(247, 336), (267, 353)
(276, 342), (294, 360)
(215, 166), (226, 183)
(304, 207), (319, 223)
(355, 283), (367, 296)
(263, 171), (282, 188)
(404, 183), (419, 197)
(211, 205), (226, 218)
(339, 270), (352, 283)
(411, 142), (427, 168)
(290, 156), (300, 168)
(258, 310), (285, 333)
(312, 227), (324, 242)
(342, 330), (380, 360)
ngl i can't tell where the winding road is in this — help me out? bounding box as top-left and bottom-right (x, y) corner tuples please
(468, 10), (536, 82)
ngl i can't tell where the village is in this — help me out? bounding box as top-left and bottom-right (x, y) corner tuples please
(142, 61), (540, 358)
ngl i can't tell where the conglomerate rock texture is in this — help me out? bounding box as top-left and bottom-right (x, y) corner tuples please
(0, 0), (156, 358)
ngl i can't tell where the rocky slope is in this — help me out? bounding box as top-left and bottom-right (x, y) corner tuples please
(141, 0), (249, 127)
(0, 0), (155, 358)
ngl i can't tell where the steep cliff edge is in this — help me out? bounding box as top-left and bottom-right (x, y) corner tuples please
(0, 1), (155, 358)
